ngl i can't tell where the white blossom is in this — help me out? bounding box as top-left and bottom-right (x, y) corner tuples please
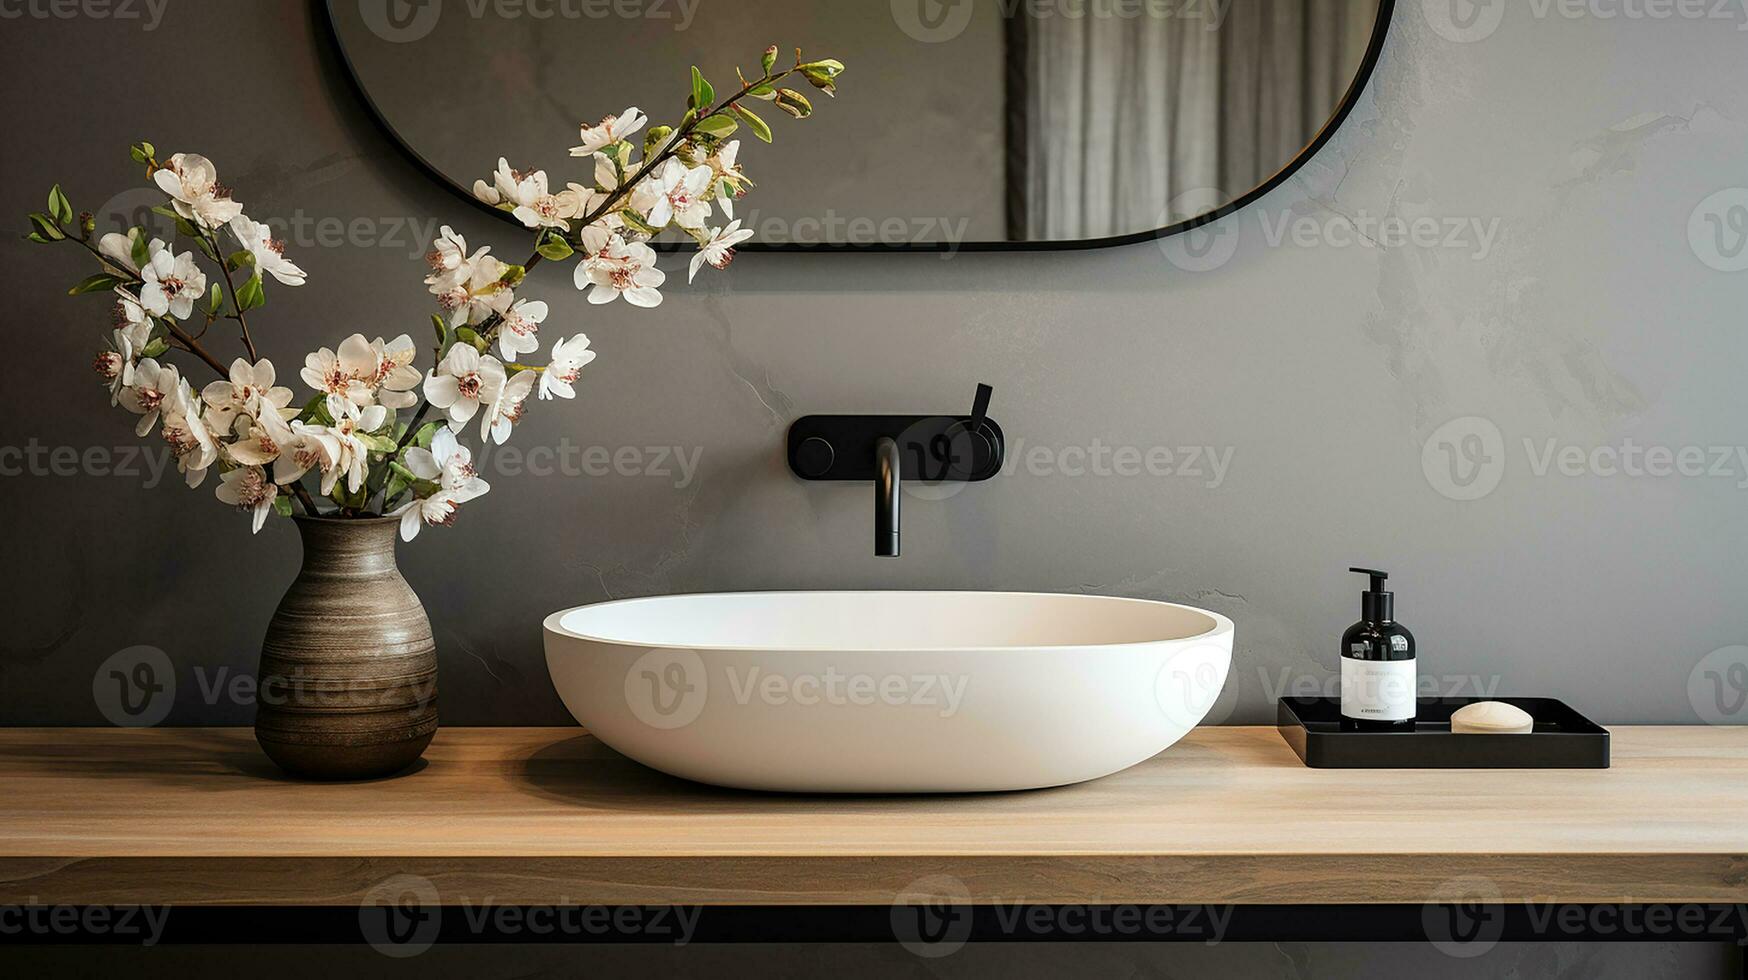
(576, 235), (664, 308)
(138, 241), (207, 320)
(392, 491), (460, 542)
(229, 216), (306, 286)
(118, 357), (181, 436)
(215, 465), (278, 533)
(640, 157), (713, 230)
(157, 381), (218, 488)
(152, 153), (244, 229)
(570, 107), (647, 157)
(404, 428), (490, 502)
(326, 401), (390, 495)
(480, 367), (535, 445)
(496, 298), (547, 360)
(202, 357), (293, 435)
(688, 220), (754, 283)
(538, 333), (596, 401)
(423, 343), (505, 431)
(225, 408), (295, 468)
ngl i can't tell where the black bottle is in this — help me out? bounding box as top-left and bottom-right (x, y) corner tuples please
(1340, 568), (1417, 732)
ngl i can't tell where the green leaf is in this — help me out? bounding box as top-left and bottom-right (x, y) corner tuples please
(357, 432), (399, 454)
(760, 45), (778, 75)
(644, 125), (675, 155)
(48, 185), (74, 225)
(690, 65), (715, 110)
(799, 60), (843, 97)
(140, 338), (170, 358)
(536, 233), (574, 262)
(294, 395), (328, 424)
(152, 204), (198, 240)
(618, 208), (661, 236)
(194, 233), (219, 262)
(271, 495), (294, 518)
(695, 114), (739, 139)
(732, 103), (773, 143)
(27, 213), (64, 241)
(235, 274), (266, 312)
(68, 273), (122, 296)
(747, 83), (777, 101)
(455, 326), (487, 352)
(496, 264), (526, 288)
(129, 229), (150, 268)
(206, 282), (223, 314)
(365, 457), (393, 496)
(414, 422), (439, 450)
(25, 232), (52, 244)
(774, 88), (813, 119)
(228, 249), (254, 272)
(430, 313), (447, 345)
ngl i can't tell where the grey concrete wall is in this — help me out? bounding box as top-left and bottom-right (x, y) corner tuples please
(3, 1), (1744, 731)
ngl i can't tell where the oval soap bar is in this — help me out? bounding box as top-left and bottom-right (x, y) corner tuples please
(1451, 701), (1534, 734)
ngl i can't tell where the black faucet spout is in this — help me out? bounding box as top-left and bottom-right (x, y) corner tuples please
(786, 384), (1002, 559)
(875, 436), (900, 558)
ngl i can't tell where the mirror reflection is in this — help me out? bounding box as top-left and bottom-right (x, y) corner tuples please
(328, 0), (1387, 248)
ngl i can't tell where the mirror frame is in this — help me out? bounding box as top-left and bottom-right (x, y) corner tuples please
(322, 0), (1395, 253)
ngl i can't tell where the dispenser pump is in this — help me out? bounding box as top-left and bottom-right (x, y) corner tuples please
(1350, 567), (1394, 623)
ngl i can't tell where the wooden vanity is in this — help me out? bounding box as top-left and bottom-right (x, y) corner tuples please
(4, 726), (1744, 910)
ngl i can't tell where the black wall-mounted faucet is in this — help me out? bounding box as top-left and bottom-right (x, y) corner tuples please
(787, 384), (1004, 558)
(874, 436), (900, 557)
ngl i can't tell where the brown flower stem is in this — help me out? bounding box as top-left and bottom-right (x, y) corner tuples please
(289, 482), (320, 516)
(163, 320), (231, 377)
(394, 401), (432, 450)
(205, 229), (259, 362)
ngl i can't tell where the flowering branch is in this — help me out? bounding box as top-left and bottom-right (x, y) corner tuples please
(60, 233), (233, 379)
(26, 45), (846, 538)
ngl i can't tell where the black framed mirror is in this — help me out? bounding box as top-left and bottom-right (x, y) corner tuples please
(326, 0), (1394, 251)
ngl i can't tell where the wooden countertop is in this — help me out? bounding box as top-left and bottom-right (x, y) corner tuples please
(2, 726), (1744, 906)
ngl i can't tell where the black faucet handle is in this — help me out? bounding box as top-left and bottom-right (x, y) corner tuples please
(968, 383), (993, 432)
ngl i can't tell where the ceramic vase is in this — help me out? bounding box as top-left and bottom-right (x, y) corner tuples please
(254, 515), (438, 779)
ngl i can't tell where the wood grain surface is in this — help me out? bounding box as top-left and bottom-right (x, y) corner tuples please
(2, 726), (1743, 906)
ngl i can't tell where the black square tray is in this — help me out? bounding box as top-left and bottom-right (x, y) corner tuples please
(1277, 697), (1610, 769)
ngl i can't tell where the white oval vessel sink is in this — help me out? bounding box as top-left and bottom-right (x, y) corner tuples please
(543, 591), (1233, 793)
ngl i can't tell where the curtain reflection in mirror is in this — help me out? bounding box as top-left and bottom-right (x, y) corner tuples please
(1017, 0), (1376, 240)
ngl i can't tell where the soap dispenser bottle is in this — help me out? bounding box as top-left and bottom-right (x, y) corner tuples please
(1340, 567), (1417, 731)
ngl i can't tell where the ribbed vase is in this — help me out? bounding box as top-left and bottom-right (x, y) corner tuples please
(254, 515), (438, 780)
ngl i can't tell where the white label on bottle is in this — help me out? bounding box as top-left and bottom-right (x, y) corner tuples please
(1341, 657), (1417, 721)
